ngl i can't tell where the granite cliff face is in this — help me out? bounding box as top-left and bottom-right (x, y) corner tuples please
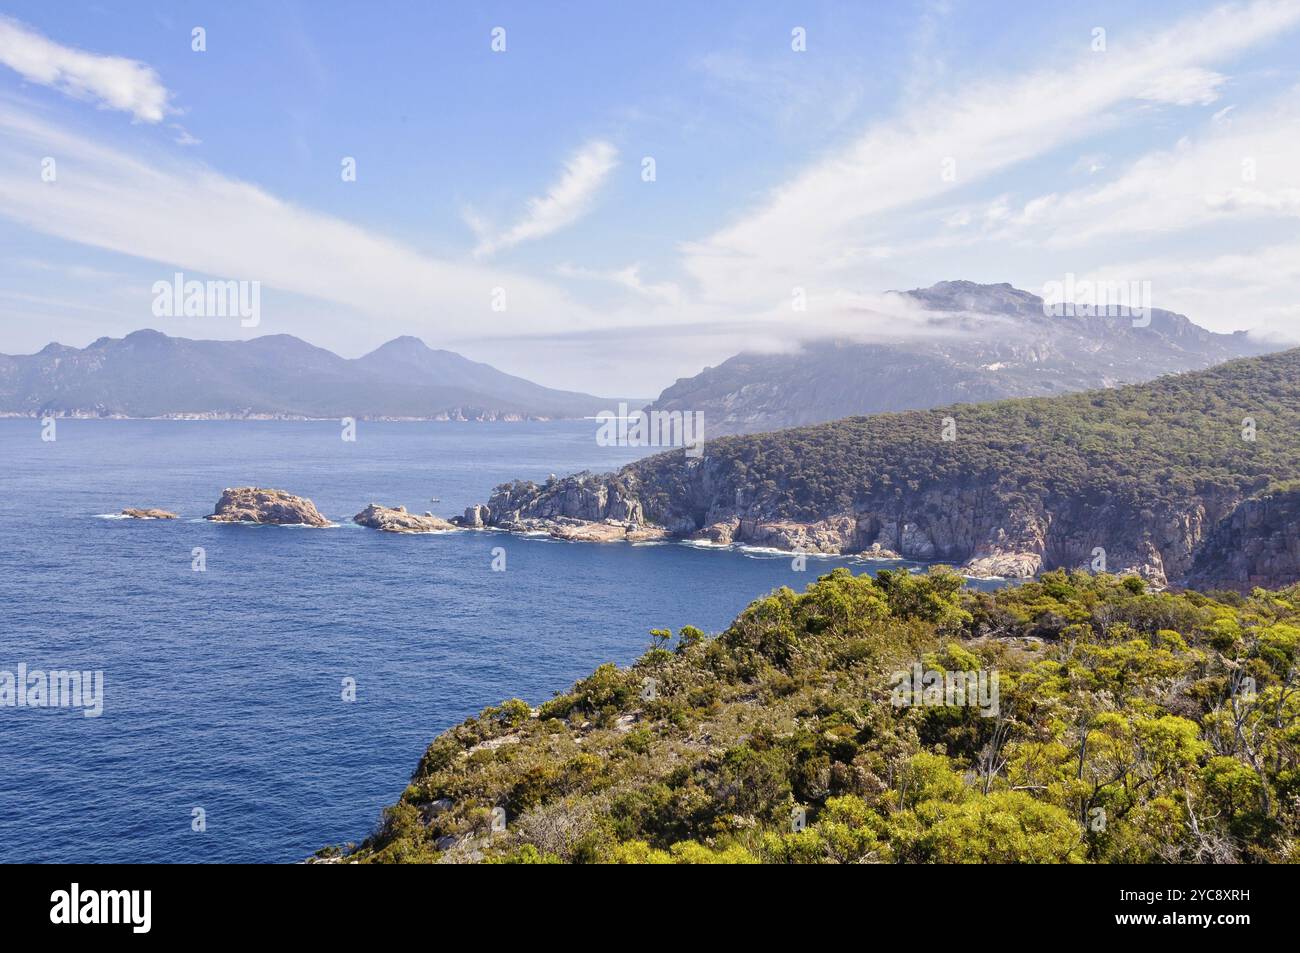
(1184, 487), (1300, 593)
(463, 350), (1300, 590)
(206, 487), (331, 526)
(462, 470), (1247, 584)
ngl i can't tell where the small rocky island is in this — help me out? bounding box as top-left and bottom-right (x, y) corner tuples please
(120, 508), (178, 519)
(353, 503), (456, 533)
(206, 487), (332, 527)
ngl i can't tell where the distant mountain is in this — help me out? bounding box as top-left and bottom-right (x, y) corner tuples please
(0, 330), (610, 419)
(646, 281), (1276, 436)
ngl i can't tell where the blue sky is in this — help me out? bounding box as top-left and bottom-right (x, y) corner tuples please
(1, 1), (1299, 394)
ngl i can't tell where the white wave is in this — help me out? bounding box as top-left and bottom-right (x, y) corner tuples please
(207, 519), (339, 529)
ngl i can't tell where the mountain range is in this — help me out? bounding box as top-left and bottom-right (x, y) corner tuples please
(0, 330), (610, 420)
(3, 282), (1278, 424)
(645, 280), (1276, 436)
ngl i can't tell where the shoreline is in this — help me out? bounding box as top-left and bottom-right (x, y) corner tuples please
(456, 519), (1014, 581)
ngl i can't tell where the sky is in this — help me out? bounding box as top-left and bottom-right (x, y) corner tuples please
(0, 0), (1298, 396)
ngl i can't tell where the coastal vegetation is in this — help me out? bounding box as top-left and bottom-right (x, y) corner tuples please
(344, 568), (1300, 864)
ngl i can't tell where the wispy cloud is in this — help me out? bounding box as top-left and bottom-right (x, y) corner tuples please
(957, 84), (1300, 247)
(556, 262), (681, 305)
(0, 101), (602, 345)
(1080, 241), (1300, 342)
(469, 139), (618, 259)
(0, 15), (171, 122)
(681, 0), (1300, 310)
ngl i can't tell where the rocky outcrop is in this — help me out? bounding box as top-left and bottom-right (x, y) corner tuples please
(479, 474), (647, 525)
(353, 503), (456, 533)
(461, 504), (491, 528)
(206, 487), (331, 526)
(454, 475), (666, 543)
(1183, 488), (1300, 593)
(120, 507), (178, 519)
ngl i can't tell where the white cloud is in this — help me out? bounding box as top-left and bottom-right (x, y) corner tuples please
(1137, 66), (1226, 106)
(3, 3), (1300, 396)
(0, 16), (171, 122)
(0, 101), (605, 346)
(556, 262), (682, 305)
(988, 85), (1300, 246)
(1080, 242), (1300, 340)
(1070, 153), (1108, 175)
(680, 0), (1300, 311)
(470, 139), (618, 258)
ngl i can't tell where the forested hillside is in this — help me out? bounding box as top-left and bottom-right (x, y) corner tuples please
(338, 570), (1300, 864)
(473, 348), (1300, 588)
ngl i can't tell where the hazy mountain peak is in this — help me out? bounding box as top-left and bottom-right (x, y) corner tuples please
(900, 280), (1046, 318)
(647, 281), (1278, 436)
(0, 329), (609, 420)
(369, 335), (432, 353)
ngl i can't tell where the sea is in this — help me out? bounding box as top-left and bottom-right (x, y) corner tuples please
(0, 418), (1002, 862)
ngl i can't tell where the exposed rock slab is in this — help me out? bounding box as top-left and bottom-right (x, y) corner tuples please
(353, 503), (456, 533)
(963, 551), (1042, 579)
(492, 515), (667, 544)
(120, 508), (178, 520)
(206, 487), (331, 526)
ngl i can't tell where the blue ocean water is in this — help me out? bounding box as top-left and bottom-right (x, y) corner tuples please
(0, 419), (995, 863)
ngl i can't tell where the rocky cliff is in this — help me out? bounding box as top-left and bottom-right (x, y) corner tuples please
(462, 469), (1245, 584)
(1184, 486), (1300, 592)
(462, 350), (1300, 590)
